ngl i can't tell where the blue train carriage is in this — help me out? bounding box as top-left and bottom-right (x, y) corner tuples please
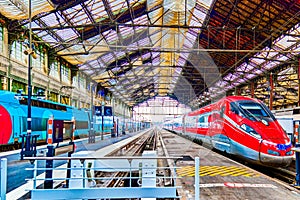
(0, 90), (85, 147)
(72, 108), (91, 139)
(94, 115), (113, 134)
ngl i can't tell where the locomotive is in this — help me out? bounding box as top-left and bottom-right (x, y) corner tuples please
(0, 90), (137, 147)
(164, 96), (293, 167)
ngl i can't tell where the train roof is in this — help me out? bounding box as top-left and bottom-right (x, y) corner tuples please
(187, 96), (262, 116)
(225, 95), (260, 102)
(0, 90), (73, 109)
(0, 90), (20, 103)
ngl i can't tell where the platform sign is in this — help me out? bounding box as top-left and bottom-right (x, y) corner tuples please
(94, 106), (112, 116)
(104, 106), (112, 116)
(94, 106), (102, 116)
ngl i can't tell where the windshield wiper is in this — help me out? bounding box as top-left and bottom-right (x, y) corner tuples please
(238, 105), (261, 122)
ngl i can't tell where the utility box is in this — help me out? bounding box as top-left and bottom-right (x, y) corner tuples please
(142, 151), (157, 187)
(69, 151), (94, 188)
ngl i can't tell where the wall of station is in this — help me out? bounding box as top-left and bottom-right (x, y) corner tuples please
(0, 21), (132, 119)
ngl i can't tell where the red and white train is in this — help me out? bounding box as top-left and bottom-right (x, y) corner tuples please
(164, 96), (293, 167)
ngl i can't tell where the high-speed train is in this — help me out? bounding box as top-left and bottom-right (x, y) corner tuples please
(164, 96), (293, 167)
(0, 90), (148, 148)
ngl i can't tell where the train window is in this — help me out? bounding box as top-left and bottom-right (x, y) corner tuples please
(230, 103), (239, 115)
(238, 101), (269, 121)
(31, 117), (47, 131)
(220, 106), (225, 118)
(21, 117), (27, 132)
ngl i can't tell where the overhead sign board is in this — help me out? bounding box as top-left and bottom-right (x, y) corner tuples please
(94, 106), (112, 116)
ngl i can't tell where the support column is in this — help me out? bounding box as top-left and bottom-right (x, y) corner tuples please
(298, 58), (300, 107)
(45, 115), (54, 189)
(269, 73), (274, 110)
(250, 82), (254, 98)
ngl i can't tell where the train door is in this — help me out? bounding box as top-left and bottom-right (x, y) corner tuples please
(9, 107), (26, 144)
(52, 120), (64, 143)
(213, 101), (231, 153)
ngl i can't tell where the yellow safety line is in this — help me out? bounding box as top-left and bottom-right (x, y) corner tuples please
(176, 166), (260, 177)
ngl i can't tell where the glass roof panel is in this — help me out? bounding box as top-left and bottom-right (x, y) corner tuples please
(275, 24), (300, 49)
(277, 55), (289, 62)
(197, 0), (214, 9)
(40, 13), (62, 26)
(276, 36), (295, 49)
(63, 4), (91, 25)
(101, 53), (115, 63)
(250, 57), (265, 65)
(103, 30), (118, 44)
(0, 0), (53, 20)
(263, 61), (280, 70)
(56, 28), (78, 41)
(184, 31), (197, 47)
(109, 0), (127, 13)
(245, 74), (256, 79)
(86, 0), (106, 20)
(120, 26), (134, 38)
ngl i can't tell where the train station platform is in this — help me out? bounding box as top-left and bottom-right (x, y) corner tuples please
(2, 128), (300, 200)
(159, 129), (300, 200)
(2, 129), (149, 200)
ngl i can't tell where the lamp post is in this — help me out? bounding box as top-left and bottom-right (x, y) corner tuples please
(26, 0), (33, 151)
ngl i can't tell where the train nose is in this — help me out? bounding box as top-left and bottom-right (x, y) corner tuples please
(260, 152), (293, 167)
(0, 105), (12, 144)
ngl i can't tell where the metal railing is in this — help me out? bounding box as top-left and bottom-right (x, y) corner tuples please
(0, 158), (7, 200)
(25, 155), (183, 199)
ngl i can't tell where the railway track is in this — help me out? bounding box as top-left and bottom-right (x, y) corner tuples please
(94, 129), (159, 188)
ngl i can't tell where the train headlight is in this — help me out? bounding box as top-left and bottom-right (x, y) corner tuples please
(240, 124), (261, 139)
(286, 151), (293, 156)
(267, 149), (280, 156)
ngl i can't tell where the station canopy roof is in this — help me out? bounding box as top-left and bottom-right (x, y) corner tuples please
(1, 0), (300, 109)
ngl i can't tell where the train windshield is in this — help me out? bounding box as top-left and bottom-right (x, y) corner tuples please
(236, 101), (275, 121)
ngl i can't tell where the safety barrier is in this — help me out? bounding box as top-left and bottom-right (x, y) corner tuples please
(292, 144), (300, 187)
(24, 152), (186, 199)
(295, 121), (299, 144)
(0, 158), (7, 200)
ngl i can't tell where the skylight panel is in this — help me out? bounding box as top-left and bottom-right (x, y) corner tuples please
(119, 26), (133, 38)
(152, 56), (160, 65)
(138, 37), (150, 46)
(252, 68), (263, 75)
(191, 8), (207, 25)
(103, 30), (118, 44)
(276, 36), (295, 49)
(41, 13), (62, 26)
(40, 34), (57, 44)
(184, 31), (197, 47)
(197, 0), (214, 9)
(245, 74), (256, 80)
(115, 51), (126, 58)
(263, 61), (280, 70)
(250, 57), (265, 65)
(177, 57), (187, 65)
(216, 81), (227, 88)
(277, 55), (289, 62)
(88, 60), (100, 66)
(63, 5), (91, 25)
(101, 53), (114, 63)
(87, 1), (106, 20)
(84, 70), (95, 75)
(110, 0), (127, 13)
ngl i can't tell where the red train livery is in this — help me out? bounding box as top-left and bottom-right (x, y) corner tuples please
(164, 96), (293, 167)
